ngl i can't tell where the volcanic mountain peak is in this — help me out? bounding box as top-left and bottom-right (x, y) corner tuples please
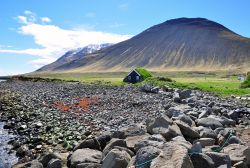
(38, 18), (250, 73)
(145, 17), (232, 34)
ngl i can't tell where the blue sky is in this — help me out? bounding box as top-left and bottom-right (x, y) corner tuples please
(0, 0), (249, 75)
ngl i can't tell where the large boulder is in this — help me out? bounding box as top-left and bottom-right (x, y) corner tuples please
(102, 138), (127, 157)
(39, 152), (60, 167)
(175, 120), (200, 140)
(197, 118), (223, 130)
(205, 152), (231, 168)
(150, 142), (194, 168)
(69, 148), (102, 168)
(101, 149), (131, 168)
(133, 146), (161, 168)
(146, 115), (182, 141)
(96, 133), (111, 150)
(125, 134), (151, 149)
(223, 144), (250, 166)
(73, 138), (101, 151)
(190, 153), (214, 168)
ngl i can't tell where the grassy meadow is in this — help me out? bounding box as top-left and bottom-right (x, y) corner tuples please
(29, 71), (250, 97)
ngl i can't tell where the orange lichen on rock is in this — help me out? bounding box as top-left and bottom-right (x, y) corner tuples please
(54, 101), (71, 112)
(54, 96), (98, 113)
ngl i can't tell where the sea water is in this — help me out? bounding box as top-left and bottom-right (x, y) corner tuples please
(0, 122), (18, 168)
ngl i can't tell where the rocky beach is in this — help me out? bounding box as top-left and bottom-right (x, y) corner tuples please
(1, 79), (250, 168)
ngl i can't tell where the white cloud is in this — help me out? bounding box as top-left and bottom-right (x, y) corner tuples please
(0, 11), (133, 68)
(17, 16), (28, 24)
(40, 17), (51, 23)
(16, 10), (36, 24)
(85, 12), (96, 18)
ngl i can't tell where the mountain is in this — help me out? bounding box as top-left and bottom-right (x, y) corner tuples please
(37, 43), (112, 71)
(38, 18), (250, 72)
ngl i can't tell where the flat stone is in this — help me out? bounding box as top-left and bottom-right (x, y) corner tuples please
(197, 118), (223, 130)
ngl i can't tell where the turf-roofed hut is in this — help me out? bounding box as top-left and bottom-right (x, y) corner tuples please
(123, 67), (152, 83)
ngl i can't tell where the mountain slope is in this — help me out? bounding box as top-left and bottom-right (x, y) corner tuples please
(39, 18), (250, 72)
(37, 43), (112, 71)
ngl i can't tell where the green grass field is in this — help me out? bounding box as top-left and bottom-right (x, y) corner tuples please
(29, 71), (250, 97)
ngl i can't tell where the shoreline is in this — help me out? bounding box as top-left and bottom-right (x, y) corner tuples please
(1, 80), (250, 167)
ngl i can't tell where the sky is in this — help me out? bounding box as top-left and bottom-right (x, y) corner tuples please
(0, 0), (249, 75)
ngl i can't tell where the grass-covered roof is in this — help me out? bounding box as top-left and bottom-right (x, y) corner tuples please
(135, 67), (152, 79)
(241, 73), (250, 88)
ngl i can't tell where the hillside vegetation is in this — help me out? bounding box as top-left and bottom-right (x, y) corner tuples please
(29, 72), (250, 96)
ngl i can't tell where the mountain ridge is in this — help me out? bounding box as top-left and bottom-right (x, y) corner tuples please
(37, 43), (113, 72)
(38, 18), (250, 73)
